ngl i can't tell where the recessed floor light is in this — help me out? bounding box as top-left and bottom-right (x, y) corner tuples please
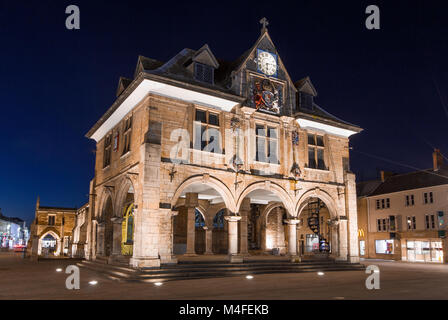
(317, 272), (325, 276)
(56, 268), (63, 272)
(89, 280), (98, 285)
(154, 282), (163, 286)
(246, 275), (254, 279)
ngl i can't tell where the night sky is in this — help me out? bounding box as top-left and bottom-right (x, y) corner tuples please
(1, 1), (447, 226)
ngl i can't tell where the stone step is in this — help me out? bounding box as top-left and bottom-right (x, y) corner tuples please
(77, 259), (365, 283)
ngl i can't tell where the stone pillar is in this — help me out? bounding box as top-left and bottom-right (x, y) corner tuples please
(31, 235), (39, 261)
(225, 216), (242, 262)
(204, 226), (213, 255)
(110, 217), (124, 261)
(284, 219), (300, 257)
(239, 198), (251, 255)
(345, 172), (360, 263)
(185, 193), (198, 256)
(159, 209), (178, 264)
(442, 237), (448, 264)
(337, 218), (348, 261)
(96, 222), (105, 256)
(56, 239), (62, 256)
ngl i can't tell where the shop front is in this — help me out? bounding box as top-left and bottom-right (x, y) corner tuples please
(402, 239), (444, 263)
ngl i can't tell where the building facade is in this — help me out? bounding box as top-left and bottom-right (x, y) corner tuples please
(28, 198), (76, 257)
(83, 24), (362, 268)
(357, 150), (448, 263)
(0, 213), (28, 249)
(70, 203), (89, 258)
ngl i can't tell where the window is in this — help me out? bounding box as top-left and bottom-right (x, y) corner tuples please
(405, 195), (415, 206)
(375, 198), (390, 210)
(407, 216), (416, 230)
(307, 133), (326, 170)
(299, 92), (313, 111)
(424, 192), (434, 204)
(425, 214), (436, 230)
(194, 109), (221, 153)
(377, 218), (389, 232)
(103, 134), (112, 168)
(195, 209), (205, 228)
(375, 240), (394, 254)
(255, 124), (278, 164)
(194, 63), (214, 84)
(213, 209), (225, 229)
(48, 215), (55, 226)
(122, 116), (132, 155)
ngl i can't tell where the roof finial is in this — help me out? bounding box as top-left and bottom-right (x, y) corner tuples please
(259, 17), (269, 34)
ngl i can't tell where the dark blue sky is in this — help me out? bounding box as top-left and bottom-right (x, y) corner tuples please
(1, 0), (447, 226)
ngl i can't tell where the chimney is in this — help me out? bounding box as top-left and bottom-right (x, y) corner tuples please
(380, 170), (394, 182)
(433, 149), (444, 171)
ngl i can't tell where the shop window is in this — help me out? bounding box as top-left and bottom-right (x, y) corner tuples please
(375, 239), (394, 254)
(359, 240), (366, 256)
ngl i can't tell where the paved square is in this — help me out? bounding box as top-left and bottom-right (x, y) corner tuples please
(1, 252), (447, 299)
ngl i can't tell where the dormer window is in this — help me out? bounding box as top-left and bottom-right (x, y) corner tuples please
(194, 63), (214, 84)
(299, 92), (314, 111)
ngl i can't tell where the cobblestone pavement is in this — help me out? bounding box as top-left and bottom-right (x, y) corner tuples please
(1, 252), (447, 300)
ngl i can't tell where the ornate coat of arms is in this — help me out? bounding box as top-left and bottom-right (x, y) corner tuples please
(250, 78), (281, 114)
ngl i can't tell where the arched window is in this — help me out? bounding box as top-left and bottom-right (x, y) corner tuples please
(121, 203), (134, 255)
(195, 209), (205, 227)
(213, 209), (225, 229)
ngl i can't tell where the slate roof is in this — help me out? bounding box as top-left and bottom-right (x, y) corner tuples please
(356, 180), (382, 197)
(366, 166), (448, 197)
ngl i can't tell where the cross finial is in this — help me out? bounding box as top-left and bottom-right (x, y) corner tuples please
(259, 17), (269, 33)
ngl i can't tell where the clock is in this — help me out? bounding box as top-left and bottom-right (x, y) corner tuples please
(257, 49), (277, 76)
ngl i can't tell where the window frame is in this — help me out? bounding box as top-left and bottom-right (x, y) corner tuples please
(193, 108), (222, 154)
(103, 134), (112, 168)
(306, 133), (326, 170)
(121, 116), (133, 156)
(255, 123), (279, 164)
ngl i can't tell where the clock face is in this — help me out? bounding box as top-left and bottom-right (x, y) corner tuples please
(257, 50), (277, 76)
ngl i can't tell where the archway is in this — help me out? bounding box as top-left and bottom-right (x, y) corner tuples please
(297, 197), (333, 257)
(173, 207), (207, 254)
(212, 209), (228, 254)
(38, 230), (60, 256)
(101, 195), (114, 257)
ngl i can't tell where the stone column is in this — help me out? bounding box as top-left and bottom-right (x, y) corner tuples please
(204, 226), (213, 255)
(284, 219), (300, 257)
(345, 172), (360, 263)
(185, 193), (199, 256)
(225, 215), (242, 262)
(110, 217), (124, 261)
(239, 198), (251, 255)
(159, 209), (178, 264)
(337, 218), (349, 261)
(32, 235), (40, 260)
(442, 237), (448, 264)
(96, 222), (105, 256)
(56, 239), (62, 256)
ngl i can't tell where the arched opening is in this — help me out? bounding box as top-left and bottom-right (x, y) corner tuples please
(264, 207), (288, 254)
(172, 177), (234, 257)
(173, 208), (207, 255)
(102, 196), (114, 257)
(120, 184), (135, 256)
(38, 231), (61, 256)
(41, 234), (57, 255)
(212, 209), (228, 254)
(236, 185), (294, 256)
(297, 197), (333, 257)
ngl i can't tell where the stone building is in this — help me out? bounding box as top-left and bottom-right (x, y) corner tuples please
(357, 150), (448, 263)
(28, 197), (76, 257)
(83, 23), (362, 268)
(70, 203), (89, 258)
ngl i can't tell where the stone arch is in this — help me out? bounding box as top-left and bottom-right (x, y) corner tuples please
(97, 187), (115, 220)
(171, 175), (236, 213)
(236, 181), (294, 217)
(38, 229), (61, 256)
(295, 188), (339, 219)
(115, 177), (136, 218)
(260, 201), (284, 227)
